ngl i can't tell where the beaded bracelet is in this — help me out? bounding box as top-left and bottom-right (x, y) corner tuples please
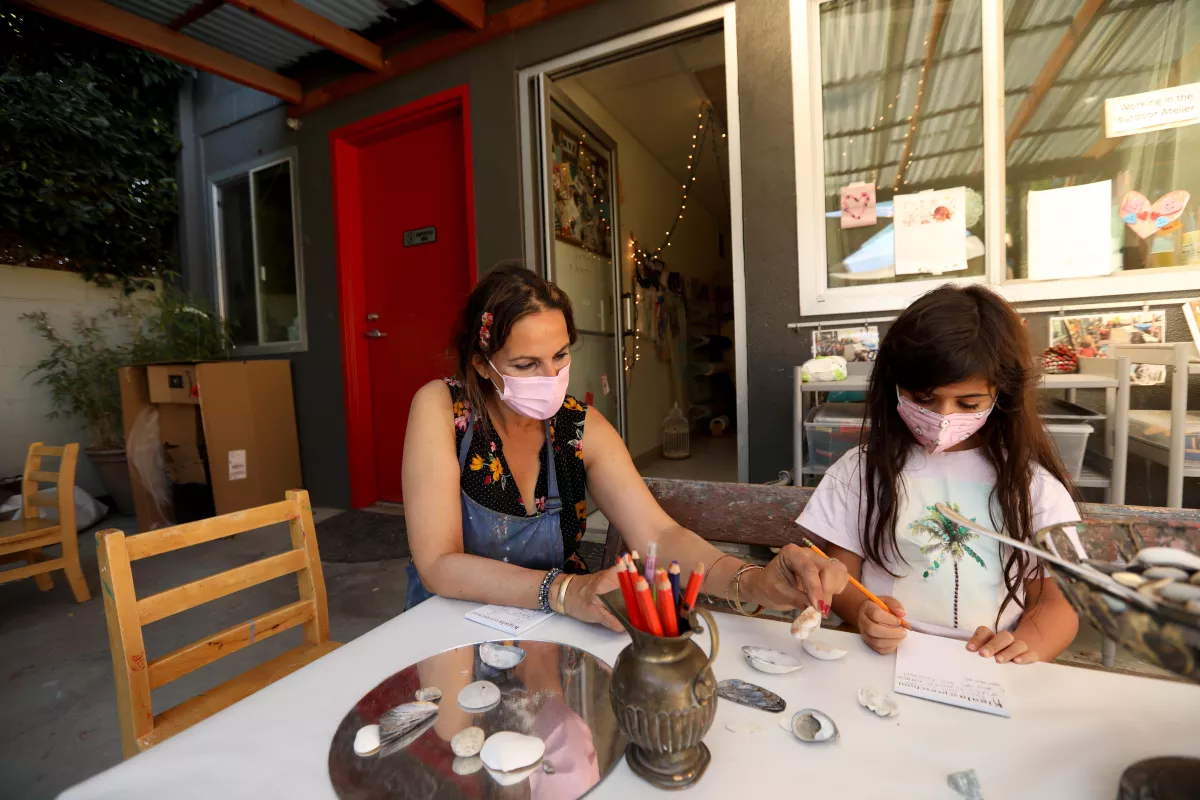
(539, 568), (563, 614)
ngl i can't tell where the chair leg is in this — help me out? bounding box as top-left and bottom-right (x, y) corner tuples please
(60, 535), (91, 603)
(24, 549), (55, 591)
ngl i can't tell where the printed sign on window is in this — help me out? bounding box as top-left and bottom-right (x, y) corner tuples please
(1106, 83), (1200, 139)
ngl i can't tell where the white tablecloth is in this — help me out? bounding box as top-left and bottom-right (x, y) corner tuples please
(60, 597), (1200, 799)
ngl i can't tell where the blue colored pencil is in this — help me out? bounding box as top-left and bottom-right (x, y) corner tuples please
(668, 562), (681, 610)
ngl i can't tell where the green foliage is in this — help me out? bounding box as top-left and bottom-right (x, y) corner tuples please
(114, 283), (232, 363)
(0, 8), (190, 289)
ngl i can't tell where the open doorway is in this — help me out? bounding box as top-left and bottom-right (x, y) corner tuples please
(522, 6), (744, 488)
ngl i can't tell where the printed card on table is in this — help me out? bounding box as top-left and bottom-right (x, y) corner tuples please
(840, 182), (877, 229)
(465, 605), (553, 636)
(893, 630), (1010, 717)
(893, 187), (968, 275)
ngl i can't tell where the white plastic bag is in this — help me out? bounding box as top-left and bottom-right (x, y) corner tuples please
(127, 405), (172, 523)
(801, 355), (848, 383)
(0, 486), (108, 530)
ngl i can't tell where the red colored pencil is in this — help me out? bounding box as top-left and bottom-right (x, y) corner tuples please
(657, 573), (679, 636)
(617, 555), (645, 630)
(682, 563), (704, 611)
(635, 577), (664, 636)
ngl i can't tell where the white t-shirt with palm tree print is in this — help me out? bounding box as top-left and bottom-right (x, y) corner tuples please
(798, 445), (1079, 640)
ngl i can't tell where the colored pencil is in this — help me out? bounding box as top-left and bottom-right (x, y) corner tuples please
(630, 550), (642, 577)
(625, 556), (648, 631)
(616, 556), (644, 631)
(682, 563), (704, 611)
(635, 577), (664, 636)
(801, 539), (911, 630)
(644, 540), (658, 587)
(657, 573), (679, 636)
(668, 562), (681, 609)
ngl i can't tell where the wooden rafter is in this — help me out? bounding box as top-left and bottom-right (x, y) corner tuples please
(1005, 0), (1104, 148)
(168, 0), (224, 32)
(296, 0), (603, 116)
(14, 0), (303, 104)
(432, 0), (486, 30)
(224, 0), (383, 71)
(869, 0), (914, 187)
(893, 0), (951, 188)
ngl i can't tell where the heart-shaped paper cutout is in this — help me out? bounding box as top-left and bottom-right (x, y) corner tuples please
(1120, 190), (1190, 239)
(843, 191), (871, 220)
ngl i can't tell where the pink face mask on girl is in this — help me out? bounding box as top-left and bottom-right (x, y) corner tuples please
(488, 359), (571, 420)
(895, 387), (994, 455)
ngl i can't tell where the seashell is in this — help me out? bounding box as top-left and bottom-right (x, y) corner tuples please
(742, 646), (802, 674)
(778, 712), (794, 732)
(485, 764), (538, 787)
(480, 731), (545, 773)
(1137, 577), (1173, 598)
(1143, 566), (1189, 582)
(857, 687), (900, 718)
(1157, 581), (1200, 604)
(802, 640), (849, 661)
(1112, 572), (1146, 588)
(453, 755), (483, 776)
(414, 687), (442, 702)
(790, 606), (822, 641)
(948, 769), (984, 800)
(717, 679), (786, 713)
(1134, 547), (1200, 572)
(451, 726), (485, 757)
(458, 681), (501, 711)
(380, 714), (438, 756)
(726, 722), (762, 734)
(353, 724), (381, 756)
(379, 701), (438, 743)
(1083, 559), (1127, 575)
(479, 641), (526, 670)
(791, 709), (838, 742)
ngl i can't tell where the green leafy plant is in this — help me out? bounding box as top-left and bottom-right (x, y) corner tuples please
(114, 282), (232, 363)
(0, 9), (189, 289)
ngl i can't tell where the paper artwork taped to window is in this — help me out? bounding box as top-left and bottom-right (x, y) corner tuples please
(893, 188), (967, 275)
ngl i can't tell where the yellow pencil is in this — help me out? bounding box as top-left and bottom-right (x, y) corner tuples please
(802, 539), (912, 630)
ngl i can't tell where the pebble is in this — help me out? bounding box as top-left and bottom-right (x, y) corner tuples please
(1112, 572), (1146, 588)
(452, 755), (483, 776)
(1135, 547), (1200, 572)
(451, 726), (485, 757)
(415, 687), (442, 702)
(1084, 560), (1127, 575)
(1157, 582), (1200, 604)
(353, 724), (381, 756)
(1143, 567), (1189, 582)
(458, 681), (501, 711)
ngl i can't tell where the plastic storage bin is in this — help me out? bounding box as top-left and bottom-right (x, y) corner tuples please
(1128, 410), (1200, 462)
(805, 403), (868, 471)
(1046, 423), (1093, 479)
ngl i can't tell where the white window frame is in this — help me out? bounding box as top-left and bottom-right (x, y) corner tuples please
(791, 0), (1200, 318)
(209, 149), (307, 354)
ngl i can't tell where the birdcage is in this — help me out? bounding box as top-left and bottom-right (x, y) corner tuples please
(661, 403), (690, 460)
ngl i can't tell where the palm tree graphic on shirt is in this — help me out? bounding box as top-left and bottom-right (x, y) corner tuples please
(909, 503), (986, 629)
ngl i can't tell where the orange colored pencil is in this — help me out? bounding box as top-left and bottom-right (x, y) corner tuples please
(657, 573), (679, 636)
(682, 562), (704, 611)
(802, 539), (911, 630)
(635, 577), (663, 636)
(618, 555), (645, 630)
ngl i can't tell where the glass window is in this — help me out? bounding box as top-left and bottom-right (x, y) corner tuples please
(1004, 0), (1200, 281)
(820, 0), (986, 289)
(214, 156), (303, 350)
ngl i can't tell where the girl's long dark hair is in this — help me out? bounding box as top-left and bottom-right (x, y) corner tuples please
(861, 284), (1076, 626)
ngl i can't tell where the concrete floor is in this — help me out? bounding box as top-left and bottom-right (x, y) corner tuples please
(639, 435), (739, 483)
(0, 511), (411, 799)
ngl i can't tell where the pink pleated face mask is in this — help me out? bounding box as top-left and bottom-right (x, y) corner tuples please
(488, 359), (571, 420)
(896, 387), (994, 455)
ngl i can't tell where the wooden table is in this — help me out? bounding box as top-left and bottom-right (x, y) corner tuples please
(60, 597), (1200, 799)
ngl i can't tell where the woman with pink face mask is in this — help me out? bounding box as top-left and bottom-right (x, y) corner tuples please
(403, 262), (848, 627)
(799, 285), (1080, 665)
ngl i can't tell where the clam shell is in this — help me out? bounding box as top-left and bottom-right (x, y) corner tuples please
(1134, 547), (1200, 572)
(1143, 566), (1189, 582)
(480, 731), (545, 773)
(379, 714), (438, 756)
(353, 724), (381, 756)
(379, 701), (438, 741)
(451, 726), (485, 757)
(453, 755), (484, 776)
(1112, 572), (1146, 588)
(791, 709), (838, 742)
(414, 687), (442, 702)
(790, 606), (822, 641)
(857, 687), (900, 718)
(485, 764), (539, 787)
(742, 646), (802, 674)
(457, 681), (501, 711)
(802, 640), (849, 661)
(479, 641), (526, 670)
(717, 678), (787, 713)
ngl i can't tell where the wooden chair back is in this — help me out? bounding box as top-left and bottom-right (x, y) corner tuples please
(21, 441), (78, 532)
(96, 489), (336, 757)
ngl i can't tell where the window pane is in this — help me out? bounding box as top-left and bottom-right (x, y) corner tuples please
(1005, 0), (1199, 280)
(821, 0), (986, 288)
(217, 176), (258, 347)
(252, 162), (300, 343)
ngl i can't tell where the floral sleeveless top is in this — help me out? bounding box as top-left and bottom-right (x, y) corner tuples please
(444, 378), (591, 573)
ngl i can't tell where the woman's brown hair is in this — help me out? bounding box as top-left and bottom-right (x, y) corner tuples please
(452, 261), (577, 431)
(860, 284), (1076, 626)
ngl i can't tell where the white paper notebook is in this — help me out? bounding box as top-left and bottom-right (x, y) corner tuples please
(465, 605), (552, 636)
(893, 630), (1010, 717)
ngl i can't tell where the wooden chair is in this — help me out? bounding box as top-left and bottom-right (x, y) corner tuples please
(0, 442), (90, 602)
(96, 489), (341, 757)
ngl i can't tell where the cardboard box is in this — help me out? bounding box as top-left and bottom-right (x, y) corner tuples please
(119, 360), (303, 531)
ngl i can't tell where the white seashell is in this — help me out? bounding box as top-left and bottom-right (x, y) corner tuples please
(414, 687), (442, 702)
(778, 712), (794, 732)
(485, 764), (539, 787)
(790, 606), (822, 641)
(1135, 547), (1200, 572)
(379, 701), (439, 742)
(1112, 572), (1146, 588)
(353, 724), (381, 756)
(802, 640), (849, 661)
(1158, 581), (1200, 604)
(451, 726), (485, 757)
(791, 709), (838, 742)
(480, 731), (545, 773)
(453, 755), (483, 776)
(857, 687), (900, 718)
(1143, 566), (1189, 581)
(742, 646), (802, 674)
(725, 722), (763, 734)
(479, 641), (526, 670)
(458, 681), (501, 711)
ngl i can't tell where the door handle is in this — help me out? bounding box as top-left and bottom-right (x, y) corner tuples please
(365, 329), (388, 339)
(366, 313), (379, 321)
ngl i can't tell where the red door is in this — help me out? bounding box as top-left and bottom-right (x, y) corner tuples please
(333, 88), (475, 507)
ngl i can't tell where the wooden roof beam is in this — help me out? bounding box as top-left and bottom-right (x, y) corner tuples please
(168, 0), (224, 31)
(14, 0), (303, 104)
(893, 0), (951, 189)
(224, 0), (383, 71)
(432, 0), (486, 30)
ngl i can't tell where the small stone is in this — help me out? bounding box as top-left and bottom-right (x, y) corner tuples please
(1135, 547), (1200, 572)
(451, 726), (485, 757)
(1083, 560), (1127, 575)
(1186, 599), (1200, 615)
(1157, 582), (1200, 604)
(453, 755), (483, 776)
(1190, 572), (1200, 586)
(415, 687), (442, 702)
(1143, 567), (1189, 581)
(458, 681), (501, 711)
(1113, 572), (1146, 588)
(354, 724), (381, 756)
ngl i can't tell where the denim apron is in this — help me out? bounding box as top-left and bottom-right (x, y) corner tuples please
(405, 414), (565, 609)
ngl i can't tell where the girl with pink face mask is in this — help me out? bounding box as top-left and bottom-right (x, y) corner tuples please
(798, 285), (1080, 665)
